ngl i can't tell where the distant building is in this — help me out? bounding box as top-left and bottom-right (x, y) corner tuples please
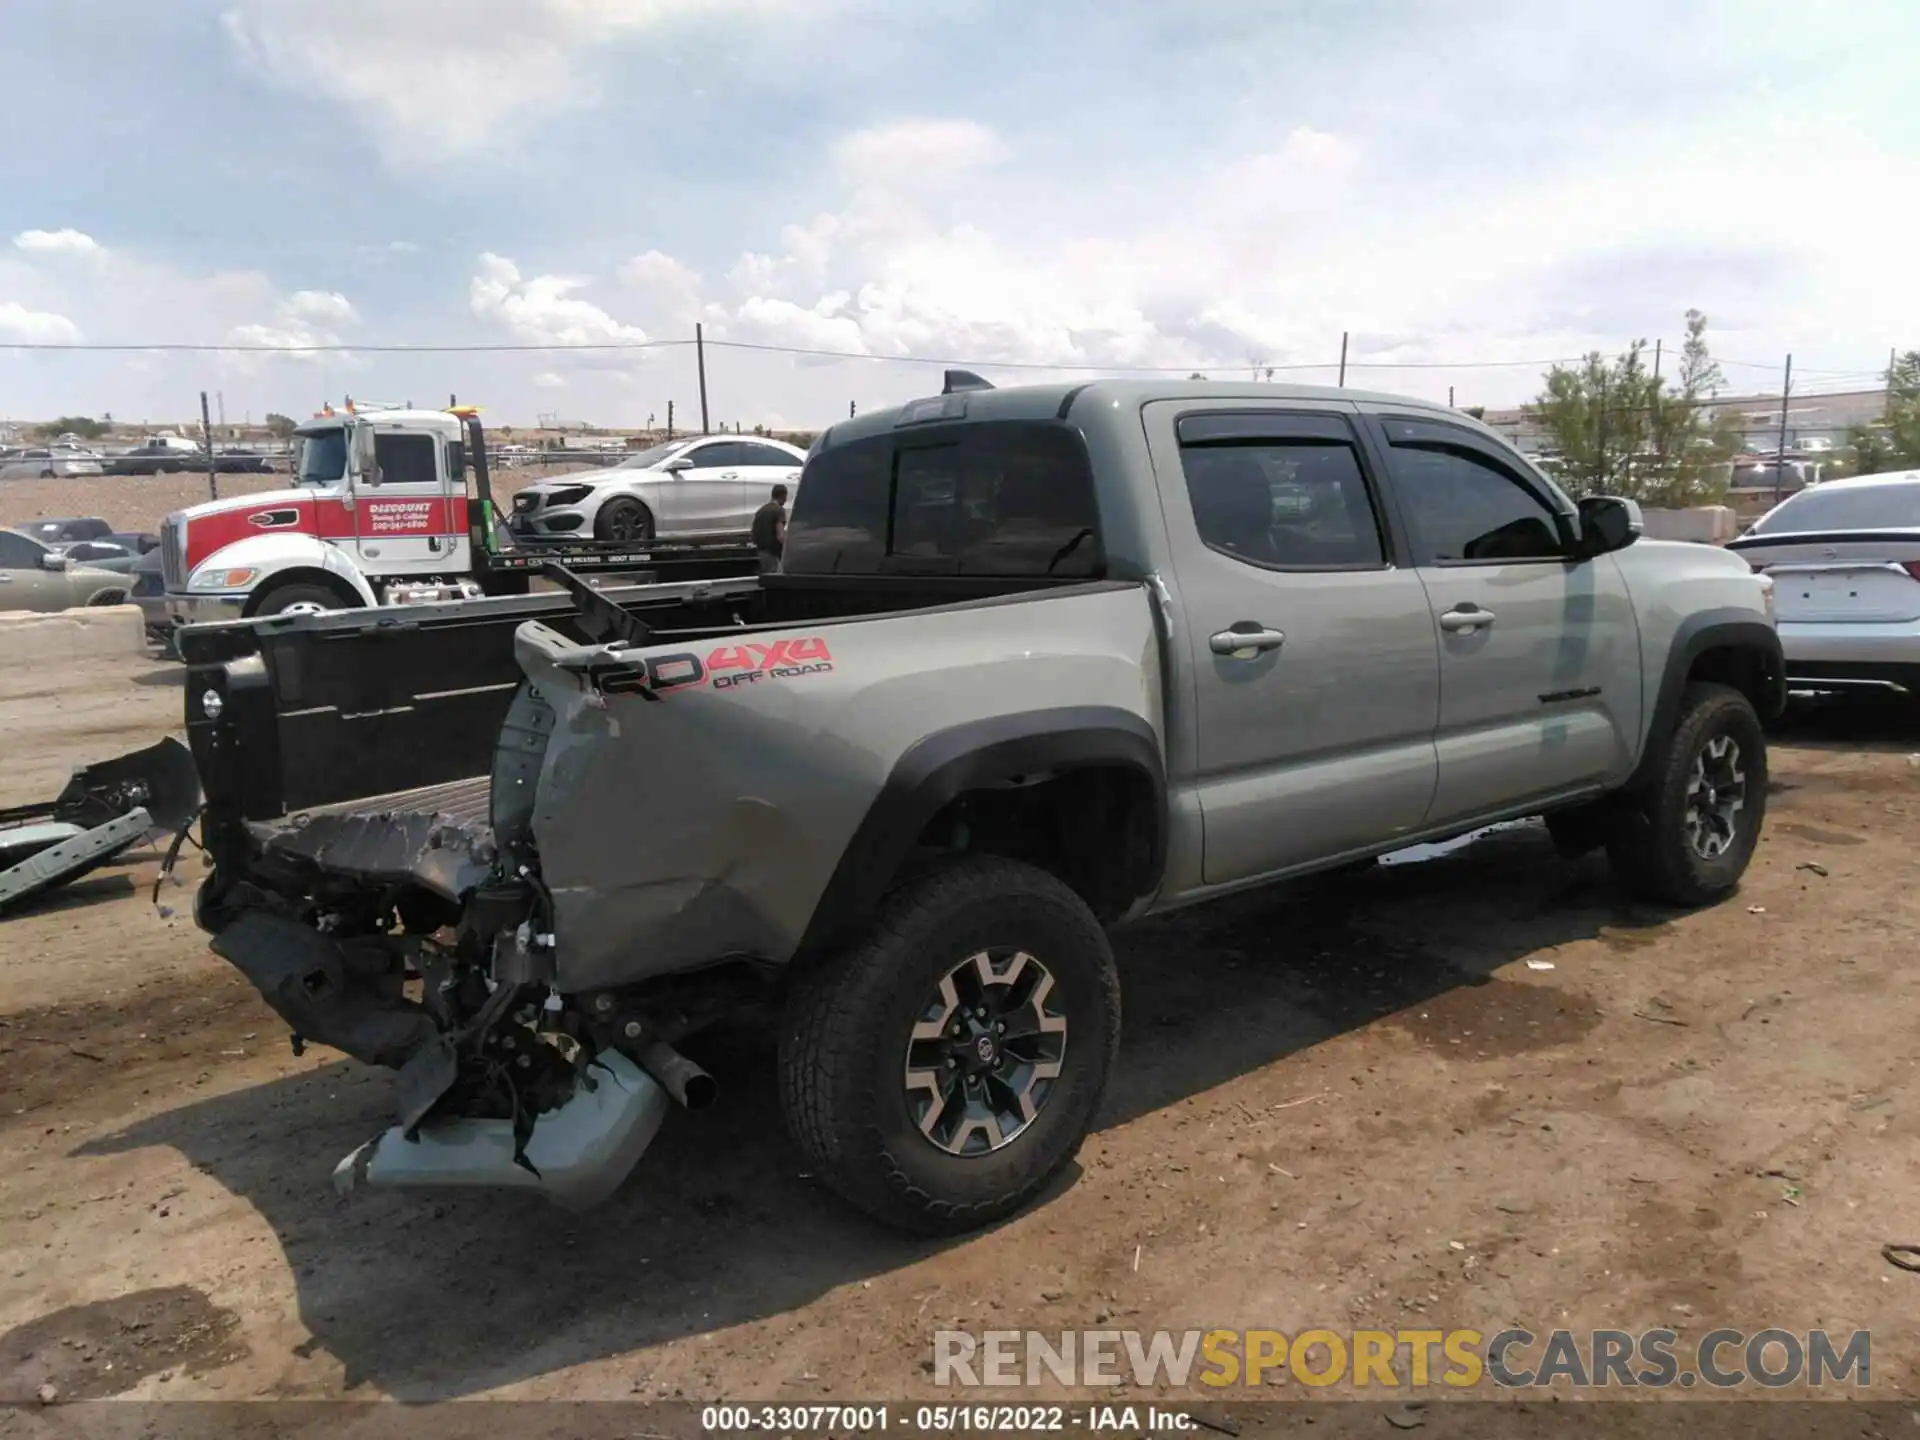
(1482, 387), (1888, 466)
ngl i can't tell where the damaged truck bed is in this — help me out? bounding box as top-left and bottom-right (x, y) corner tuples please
(179, 375), (1783, 1233)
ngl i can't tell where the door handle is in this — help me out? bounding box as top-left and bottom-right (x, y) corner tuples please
(1209, 625), (1287, 657)
(1439, 605), (1495, 633)
(719, 471), (738, 480)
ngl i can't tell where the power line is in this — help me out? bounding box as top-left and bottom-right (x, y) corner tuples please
(0, 332), (1900, 388)
(0, 332), (1597, 372)
(0, 339), (695, 354)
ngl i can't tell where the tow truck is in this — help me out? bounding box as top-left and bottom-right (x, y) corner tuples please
(157, 405), (758, 635)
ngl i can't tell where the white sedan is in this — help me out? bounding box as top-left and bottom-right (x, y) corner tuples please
(1726, 469), (1920, 696)
(507, 435), (807, 544)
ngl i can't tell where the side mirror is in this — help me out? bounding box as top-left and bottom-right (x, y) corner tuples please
(1577, 495), (1643, 557)
(351, 423), (380, 486)
(41, 552), (69, 572)
(662, 455), (694, 474)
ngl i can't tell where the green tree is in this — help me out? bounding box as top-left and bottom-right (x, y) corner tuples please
(1524, 310), (1738, 507)
(1188, 372), (1207, 380)
(1642, 309), (1741, 506)
(1842, 350), (1920, 476)
(34, 415), (108, 441)
(263, 412), (298, 440)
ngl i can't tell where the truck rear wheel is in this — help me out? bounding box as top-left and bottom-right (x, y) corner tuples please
(779, 855), (1120, 1235)
(594, 498), (654, 543)
(1605, 682), (1767, 906)
(254, 583), (346, 618)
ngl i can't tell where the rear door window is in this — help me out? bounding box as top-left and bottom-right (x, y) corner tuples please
(1178, 422), (1387, 570)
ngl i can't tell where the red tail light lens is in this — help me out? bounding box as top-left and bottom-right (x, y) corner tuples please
(1901, 562), (1920, 582)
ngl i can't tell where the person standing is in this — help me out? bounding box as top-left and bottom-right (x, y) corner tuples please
(752, 483), (788, 573)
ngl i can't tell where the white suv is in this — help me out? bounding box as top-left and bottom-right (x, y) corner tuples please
(508, 435), (807, 544)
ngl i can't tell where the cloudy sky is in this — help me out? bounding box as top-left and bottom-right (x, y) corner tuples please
(2, 0), (1916, 430)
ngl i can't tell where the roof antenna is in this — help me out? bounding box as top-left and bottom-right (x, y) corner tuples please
(942, 369), (994, 395)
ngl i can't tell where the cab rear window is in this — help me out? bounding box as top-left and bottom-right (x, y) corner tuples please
(783, 420), (1103, 578)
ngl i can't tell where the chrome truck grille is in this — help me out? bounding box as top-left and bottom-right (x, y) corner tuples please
(160, 515), (186, 590)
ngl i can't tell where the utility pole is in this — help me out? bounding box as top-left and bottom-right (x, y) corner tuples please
(216, 391), (226, 429)
(666, 399), (675, 439)
(695, 323), (711, 435)
(1774, 354), (1793, 506)
(199, 391), (219, 502)
(1597, 371), (1608, 491)
(1337, 332), (1348, 387)
(1652, 339), (1662, 385)
(849, 400), (857, 418)
(1448, 385), (1455, 408)
(1889, 345), (1899, 421)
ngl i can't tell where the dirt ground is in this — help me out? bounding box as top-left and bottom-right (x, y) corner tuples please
(0, 464), (605, 539)
(3, 655), (1919, 1418)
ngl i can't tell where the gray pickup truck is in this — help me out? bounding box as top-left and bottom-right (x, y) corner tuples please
(180, 375), (1783, 1234)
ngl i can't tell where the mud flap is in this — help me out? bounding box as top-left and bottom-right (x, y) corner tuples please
(331, 1049), (671, 1211)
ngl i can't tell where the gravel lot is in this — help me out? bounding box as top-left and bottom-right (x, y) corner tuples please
(2, 655), (1918, 1421)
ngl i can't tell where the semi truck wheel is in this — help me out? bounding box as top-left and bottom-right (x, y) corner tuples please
(779, 855), (1121, 1235)
(594, 498), (654, 543)
(1605, 682), (1767, 907)
(254, 583), (347, 618)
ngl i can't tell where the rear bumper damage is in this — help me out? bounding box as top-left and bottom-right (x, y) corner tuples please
(332, 1049), (671, 1211)
(201, 899), (718, 1209)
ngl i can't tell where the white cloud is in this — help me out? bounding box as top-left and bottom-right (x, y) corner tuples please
(532, 371), (569, 389)
(470, 253), (649, 351)
(618, 250), (705, 330)
(831, 118), (1003, 188)
(13, 229), (104, 257)
(227, 289), (359, 357)
(220, 0), (849, 164)
(0, 301), (82, 345)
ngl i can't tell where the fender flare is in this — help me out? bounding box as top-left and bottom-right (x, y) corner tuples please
(191, 533), (379, 609)
(797, 705), (1167, 954)
(1630, 609), (1785, 792)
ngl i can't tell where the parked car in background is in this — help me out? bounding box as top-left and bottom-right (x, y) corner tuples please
(108, 439), (199, 476)
(508, 434), (807, 542)
(0, 448), (106, 480)
(1727, 469), (1920, 697)
(14, 516), (113, 546)
(57, 540), (144, 575)
(127, 548), (170, 646)
(211, 448), (275, 474)
(0, 529), (132, 609)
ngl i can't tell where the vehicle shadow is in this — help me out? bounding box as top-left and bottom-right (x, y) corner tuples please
(131, 666), (186, 689)
(78, 822), (1665, 1398)
(1771, 693), (1920, 755)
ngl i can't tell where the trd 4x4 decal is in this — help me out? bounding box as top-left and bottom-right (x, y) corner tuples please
(597, 636), (834, 699)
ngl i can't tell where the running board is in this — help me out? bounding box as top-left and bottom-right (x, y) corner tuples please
(0, 808), (153, 915)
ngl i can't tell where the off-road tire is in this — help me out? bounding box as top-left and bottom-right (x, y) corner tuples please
(1605, 682), (1767, 906)
(253, 582), (347, 618)
(594, 498), (654, 543)
(779, 855), (1121, 1236)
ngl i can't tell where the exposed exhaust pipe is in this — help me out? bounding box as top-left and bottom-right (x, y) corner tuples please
(635, 1038), (718, 1111)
